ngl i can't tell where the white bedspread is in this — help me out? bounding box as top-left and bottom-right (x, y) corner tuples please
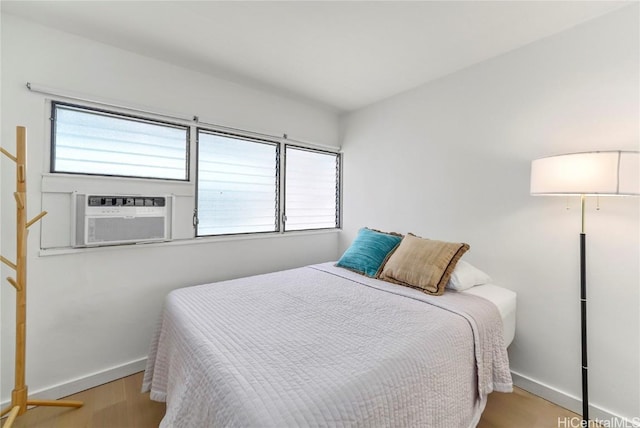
(142, 263), (512, 427)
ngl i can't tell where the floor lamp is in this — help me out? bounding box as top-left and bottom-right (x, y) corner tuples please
(530, 150), (639, 424)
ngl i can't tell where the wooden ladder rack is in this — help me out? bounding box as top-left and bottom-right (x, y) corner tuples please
(1, 126), (83, 427)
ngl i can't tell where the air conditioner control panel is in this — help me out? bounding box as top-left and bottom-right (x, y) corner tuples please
(85, 195), (168, 217)
(87, 195), (166, 207)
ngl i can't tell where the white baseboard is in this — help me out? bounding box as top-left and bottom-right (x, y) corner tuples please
(511, 370), (640, 428)
(1, 357), (147, 411)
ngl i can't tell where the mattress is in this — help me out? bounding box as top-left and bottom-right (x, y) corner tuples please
(143, 263), (513, 427)
(462, 284), (516, 346)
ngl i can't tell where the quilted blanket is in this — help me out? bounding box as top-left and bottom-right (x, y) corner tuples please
(142, 263), (512, 427)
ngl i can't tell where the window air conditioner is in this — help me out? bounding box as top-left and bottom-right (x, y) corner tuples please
(73, 194), (172, 247)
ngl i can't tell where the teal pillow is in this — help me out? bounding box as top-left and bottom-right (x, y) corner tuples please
(336, 228), (403, 277)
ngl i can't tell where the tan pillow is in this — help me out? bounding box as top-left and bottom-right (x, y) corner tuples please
(379, 234), (470, 296)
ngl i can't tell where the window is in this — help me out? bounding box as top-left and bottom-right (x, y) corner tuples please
(49, 101), (341, 239)
(196, 128), (340, 236)
(197, 130), (279, 236)
(284, 147), (340, 231)
(51, 102), (189, 180)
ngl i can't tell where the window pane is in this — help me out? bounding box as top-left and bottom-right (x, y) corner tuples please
(197, 131), (278, 235)
(52, 103), (188, 180)
(285, 147), (339, 231)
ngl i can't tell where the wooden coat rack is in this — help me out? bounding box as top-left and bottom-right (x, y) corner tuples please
(1, 126), (83, 427)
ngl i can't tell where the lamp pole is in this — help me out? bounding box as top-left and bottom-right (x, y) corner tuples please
(580, 195), (588, 424)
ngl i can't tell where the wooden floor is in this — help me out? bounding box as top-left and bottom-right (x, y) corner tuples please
(479, 386), (579, 428)
(2, 372), (578, 427)
(0, 373), (165, 428)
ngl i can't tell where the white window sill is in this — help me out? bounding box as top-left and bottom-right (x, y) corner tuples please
(39, 228), (341, 257)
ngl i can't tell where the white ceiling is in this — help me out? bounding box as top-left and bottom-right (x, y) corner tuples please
(1, 1), (630, 113)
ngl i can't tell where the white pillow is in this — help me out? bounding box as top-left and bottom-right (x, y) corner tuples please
(446, 260), (492, 291)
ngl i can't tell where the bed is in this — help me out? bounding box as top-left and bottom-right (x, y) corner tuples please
(142, 262), (514, 428)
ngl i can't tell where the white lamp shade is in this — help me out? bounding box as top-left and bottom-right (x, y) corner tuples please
(531, 151), (640, 196)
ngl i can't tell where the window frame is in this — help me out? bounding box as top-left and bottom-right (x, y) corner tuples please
(195, 127), (281, 237)
(50, 101), (191, 182)
(283, 144), (342, 232)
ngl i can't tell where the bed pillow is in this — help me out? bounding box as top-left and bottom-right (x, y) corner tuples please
(446, 260), (492, 291)
(379, 234), (469, 295)
(336, 228), (403, 277)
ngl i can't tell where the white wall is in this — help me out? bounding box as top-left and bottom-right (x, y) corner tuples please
(1, 14), (340, 403)
(341, 4), (639, 422)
